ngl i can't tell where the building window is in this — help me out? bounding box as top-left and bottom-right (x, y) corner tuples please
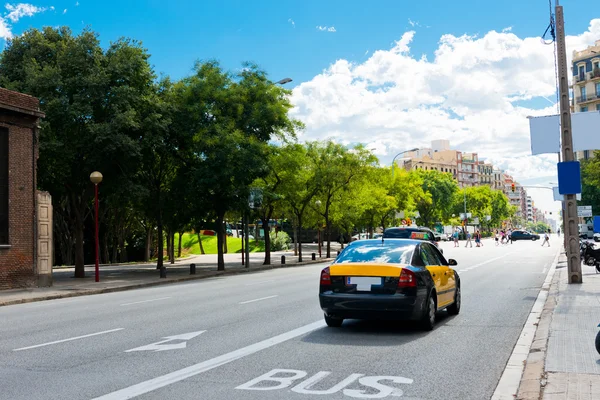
(597, 104), (600, 111)
(0, 127), (8, 245)
(581, 106), (588, 112)
(581, 86), (587, 100)
(596, 82), (600, 96)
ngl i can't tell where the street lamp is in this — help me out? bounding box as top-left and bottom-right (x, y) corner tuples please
(391, 148), (419, 179)
(90, 171), (103, 283)
(315, 200), (322, 257)
(275, 78), (293, 85)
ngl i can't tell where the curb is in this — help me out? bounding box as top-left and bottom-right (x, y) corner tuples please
(0, 258), (334, 308)
(491, 249), (561, 400)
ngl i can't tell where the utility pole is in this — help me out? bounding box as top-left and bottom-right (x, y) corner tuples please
(555, 2), (582, 283)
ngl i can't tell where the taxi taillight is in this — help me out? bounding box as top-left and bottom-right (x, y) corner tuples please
(320, 267), (331, 285)
(398, 268), (416, 288)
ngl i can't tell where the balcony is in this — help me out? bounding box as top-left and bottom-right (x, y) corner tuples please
(573, 69), (600, 85)
(576, 94), (600, 104)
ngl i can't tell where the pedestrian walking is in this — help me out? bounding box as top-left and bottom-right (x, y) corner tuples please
(508, 229), (513, 244)
(557, 228), (560, 237)
(453, 230), (459, 247)
(475, 230), (481, 247)
(465, 231), (473, 248)
(542, 231), (550, 247)
(495, 230), (499, 246)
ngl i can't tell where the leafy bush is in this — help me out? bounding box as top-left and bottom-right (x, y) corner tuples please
(270, 231), (291, 251)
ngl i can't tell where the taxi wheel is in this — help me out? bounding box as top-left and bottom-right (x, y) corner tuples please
(420, 296), (436, 331)
(447, 286), (461, 316)
(324, 314), (344, 328)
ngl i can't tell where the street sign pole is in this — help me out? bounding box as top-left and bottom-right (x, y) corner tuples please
(556, 2), (582, 283)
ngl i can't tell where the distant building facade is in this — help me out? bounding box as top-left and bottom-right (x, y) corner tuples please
(571, 39), (600, 161)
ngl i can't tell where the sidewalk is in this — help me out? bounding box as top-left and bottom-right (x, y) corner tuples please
(0, 244), (337, 307)
(516, 253), (600, 399)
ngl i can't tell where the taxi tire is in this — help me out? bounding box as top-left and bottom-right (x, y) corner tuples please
(324, 314), (344, 328)
(447, 285), (461, 316)
(420, 295), (436, 331)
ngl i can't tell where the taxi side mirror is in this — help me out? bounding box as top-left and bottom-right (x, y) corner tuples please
(448, 259), (458, 266)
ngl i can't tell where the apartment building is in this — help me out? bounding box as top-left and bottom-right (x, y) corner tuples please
(571, 39), (600, 161)
(457, 152), (479, 188)
(478, 161), (494, 187)
(526, 196), (533, 223)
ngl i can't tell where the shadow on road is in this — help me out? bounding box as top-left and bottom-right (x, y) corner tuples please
(301, 312), (458, 347)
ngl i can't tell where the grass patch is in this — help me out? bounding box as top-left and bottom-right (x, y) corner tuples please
(174, 233), (265, 256)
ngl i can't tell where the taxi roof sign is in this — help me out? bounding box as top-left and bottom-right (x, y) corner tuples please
(410, 232), (427, 240)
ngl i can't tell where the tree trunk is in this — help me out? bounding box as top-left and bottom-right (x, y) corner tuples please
(215, 213), (225, 271)
(297, 216), (303, 262)
(325, 216), (331, 258)
(197, 231), (205, 254)
(73, 220), (85, 278)
(103, 231), (110, 264)
(262, 217), (271, 265)
(165, 230), (171, 263)
(178, 231), (183, 258)
(157, 218), (164, 269)
(223, 230), (228, 254)
(112, 236), (118, 264)
(145, 227), (152, 261)
(293, 223), (298, 256)
(170, 232), (175, 264)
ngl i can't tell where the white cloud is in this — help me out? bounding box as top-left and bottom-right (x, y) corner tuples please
(364, 50), (369, 56)
(0, 3), (49, 39)
(408, 18), (421, 28)
(316, 25), (336, 32)
(63, 8), (67, 14)
(291, 19), (600, 211)
(75, 1), (79, 6)
(288, 18), (295, 28)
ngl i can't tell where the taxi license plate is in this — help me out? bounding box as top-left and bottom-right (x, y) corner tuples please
(347, 277), (383, 291)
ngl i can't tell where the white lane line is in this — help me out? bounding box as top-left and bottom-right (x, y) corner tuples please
(244, 280), (276, 286)
(239, 295), (278, 305)
(461, 253), (515, 272)
(13, 328), (124, 351)
(491, 249), (560, 400)
(120, 297), (172, 306)
(92, 320), (326, 400)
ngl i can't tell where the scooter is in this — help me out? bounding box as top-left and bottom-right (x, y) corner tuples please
(580, 241), (600, 273)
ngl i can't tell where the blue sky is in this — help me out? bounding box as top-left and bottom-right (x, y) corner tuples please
(2, 0), (595, 84)
(2, 0), (599, 215)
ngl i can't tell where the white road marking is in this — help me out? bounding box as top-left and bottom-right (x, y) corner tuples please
(542, 264), (548, 274)
(244, 280), (276, 286)
(125, 331), (206, 352)
(120, 297), (172, 306)
(461, 253), (515, 272)
(91, 320), (326, 400)
(13, 328), (124, 351)
(239, 295), (278, 304)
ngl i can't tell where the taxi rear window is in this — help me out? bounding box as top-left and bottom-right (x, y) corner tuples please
(335, 243), (415, 264)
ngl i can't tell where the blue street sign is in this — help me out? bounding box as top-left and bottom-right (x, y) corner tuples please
(557, 161), (582, 195)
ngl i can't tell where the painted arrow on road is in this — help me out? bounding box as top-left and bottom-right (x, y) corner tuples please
(125, 331), (206, 353)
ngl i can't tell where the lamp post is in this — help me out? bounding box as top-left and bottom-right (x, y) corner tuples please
(391, 148), (419, 179)
(315, 200), (322, 258)
(90, 171), (103, 283)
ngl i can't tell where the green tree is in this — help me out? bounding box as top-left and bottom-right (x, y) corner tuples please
(413, 170), (459, 228)
(0, 28), (155, 277)
(176, 61), (298, 270)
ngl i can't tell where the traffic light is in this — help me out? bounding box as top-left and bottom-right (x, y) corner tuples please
(511, 183), (515, 192)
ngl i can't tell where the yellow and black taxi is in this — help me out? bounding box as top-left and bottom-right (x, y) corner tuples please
(319, 238), (460, 330)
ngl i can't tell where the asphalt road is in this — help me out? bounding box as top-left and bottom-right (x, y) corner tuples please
(0, 237), (559, 400)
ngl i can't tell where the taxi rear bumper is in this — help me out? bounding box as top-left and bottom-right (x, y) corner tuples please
(319, 292), (426, 320)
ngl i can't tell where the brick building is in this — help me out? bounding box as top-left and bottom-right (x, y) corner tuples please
(0, 88), (51, 289)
